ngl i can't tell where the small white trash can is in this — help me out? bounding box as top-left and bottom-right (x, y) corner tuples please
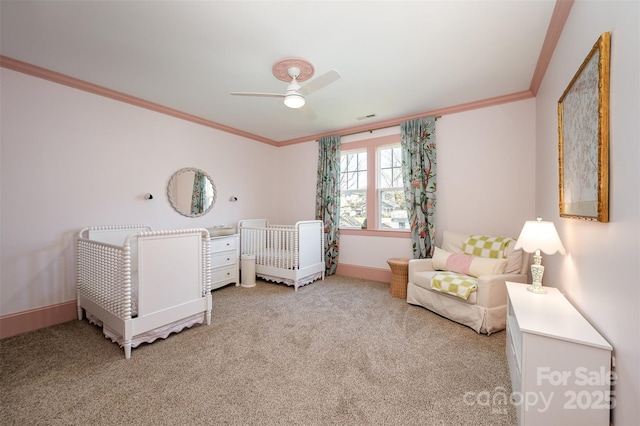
(241, 254), (256, 288)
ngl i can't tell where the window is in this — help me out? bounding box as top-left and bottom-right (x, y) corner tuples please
(340, 150), (367, 229)
(339, 135), (409, 232)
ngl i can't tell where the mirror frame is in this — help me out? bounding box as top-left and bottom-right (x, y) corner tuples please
(167, 167), (217, 218)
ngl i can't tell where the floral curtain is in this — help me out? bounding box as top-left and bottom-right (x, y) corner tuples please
(190, 171), (207, 215)
(401, 117), (437, 259)
(315, 135), (341, 275)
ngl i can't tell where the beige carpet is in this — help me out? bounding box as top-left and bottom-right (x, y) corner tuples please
(1, 275), (516, 425)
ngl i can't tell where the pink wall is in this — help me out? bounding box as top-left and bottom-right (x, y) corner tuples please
(435, 100), (536, 239)
(279, 99), (537, 272)
(0, 68), (281, 334)
(1, 66), (537, 338)
(534, 1), (639, 424)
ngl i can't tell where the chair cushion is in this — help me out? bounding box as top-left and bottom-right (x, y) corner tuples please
(503, 240), (523, 274)
(462, 235), (513, 259)
(442, 231), (523, 274)
(432, 247), (507, 277)
(442, 230), (467, 253)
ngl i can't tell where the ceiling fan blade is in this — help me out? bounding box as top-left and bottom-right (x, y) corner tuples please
(299, 69), (341, 96)
(300, 103), (318, 121)
(230, 92), (284, 98)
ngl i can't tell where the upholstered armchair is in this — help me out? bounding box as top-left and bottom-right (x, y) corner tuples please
(407, 231), (530, 334)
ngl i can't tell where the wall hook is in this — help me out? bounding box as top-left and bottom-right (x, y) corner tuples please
(144, 193), (154, 200)
(229, 196), (238, 202)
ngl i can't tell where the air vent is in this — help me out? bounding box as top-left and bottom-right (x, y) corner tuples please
(356, 114), (376, 121)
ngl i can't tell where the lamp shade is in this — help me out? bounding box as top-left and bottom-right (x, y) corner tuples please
(284, 93), (305, 109)
(514, 219), (566, 255)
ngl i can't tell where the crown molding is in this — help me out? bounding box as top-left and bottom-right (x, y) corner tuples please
(2, 0), (570, 151)
(529, 0), (575, 95)
(0, 55), (279, 146)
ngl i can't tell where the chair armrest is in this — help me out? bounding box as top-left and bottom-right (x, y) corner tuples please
(476, 273), (527, 308)
(408, 259), (435, 282)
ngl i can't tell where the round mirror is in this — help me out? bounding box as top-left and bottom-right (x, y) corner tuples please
(167, 167), (217, 217)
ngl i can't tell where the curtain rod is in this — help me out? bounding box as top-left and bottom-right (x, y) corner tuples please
(339, 115), (441, 138)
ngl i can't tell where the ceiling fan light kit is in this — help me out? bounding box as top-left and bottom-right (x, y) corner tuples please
(284, 93), (305, 108)
(230, 57), (340, 117)
(282, 66), (305, 109)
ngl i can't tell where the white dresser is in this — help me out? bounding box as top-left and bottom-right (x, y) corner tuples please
(210, 234), (239, 290)
(506, 282), (613, 426)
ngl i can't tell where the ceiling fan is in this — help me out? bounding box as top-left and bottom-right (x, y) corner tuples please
(230, 58), (341, 120)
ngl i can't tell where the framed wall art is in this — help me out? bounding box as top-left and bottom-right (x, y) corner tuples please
(558, 31), (610, 222)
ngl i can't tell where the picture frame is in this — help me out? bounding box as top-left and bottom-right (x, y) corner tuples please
(558, 32), (610, 222)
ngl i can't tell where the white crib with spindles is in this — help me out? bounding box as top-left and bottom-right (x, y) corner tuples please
(76, 225), (212, 359)
(238, 219), (325, 291)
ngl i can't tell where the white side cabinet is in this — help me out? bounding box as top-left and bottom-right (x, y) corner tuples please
(506, 282), (613, 426)
(210, 234), (239, 290)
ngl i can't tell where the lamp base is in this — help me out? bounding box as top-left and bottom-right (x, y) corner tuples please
(528, 252), (546, 294)
(527, 283), (547, 294)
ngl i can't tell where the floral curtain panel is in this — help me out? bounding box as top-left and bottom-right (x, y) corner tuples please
(315, 135), (341, 275)
(401, 117), (437, 259)
(190, 171), (207, 215)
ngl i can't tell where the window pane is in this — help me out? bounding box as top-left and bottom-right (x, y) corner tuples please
(340, 155), (348, 171)
(357, 152), (367, 170)
(340, 190), (366, 229)
(379, 189), (409, 230)
(392, 168), (403, 187)
(342, 173), (349, 189)
(380, 148), (392, 168)
(344, 154), (351, 171)
(357, 170), (367, 189)
(378, 146), (404, 190)
(392, 147), (403, 167)
(379, 169), (392, 188)
(342, 152), (363, 173)
(341, 152), (366, 189)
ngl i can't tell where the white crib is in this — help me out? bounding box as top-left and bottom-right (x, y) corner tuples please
(238, 219), (325, 291)
(76, 225), (212, 359)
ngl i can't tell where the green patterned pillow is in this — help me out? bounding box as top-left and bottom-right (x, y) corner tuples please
(462, 235), (513, 259)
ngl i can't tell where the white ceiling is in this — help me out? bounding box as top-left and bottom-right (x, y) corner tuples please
(0, 1), (557, 144)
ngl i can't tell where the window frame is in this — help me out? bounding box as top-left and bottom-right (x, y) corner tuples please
(339, 134), (410, 238)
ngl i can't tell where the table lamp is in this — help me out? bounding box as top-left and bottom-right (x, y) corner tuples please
(514, 218), (566, 294)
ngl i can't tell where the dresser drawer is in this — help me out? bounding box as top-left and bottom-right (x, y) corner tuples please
(211, 236), (237, 253)
(506, 328), (521, 393)
(211, 266), (237, 284)
(211, 251), (236, 268)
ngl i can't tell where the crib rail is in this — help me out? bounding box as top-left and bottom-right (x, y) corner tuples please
(77, 237), (131, 319)
(240, 223), (298, 270)
(80, 224), (151, 247)
(77, 226), (211, 321)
